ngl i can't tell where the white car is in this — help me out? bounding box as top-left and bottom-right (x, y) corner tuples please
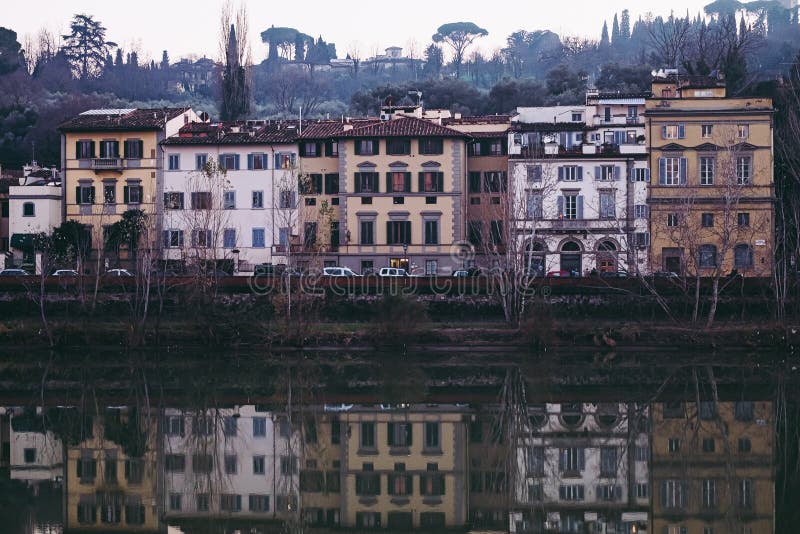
(105, 268), (134, 277)
(0, 268), (29, 276)
(53, 269), (80, 277)
(378, 267), (409, 277)
(322, 267), (361, 277)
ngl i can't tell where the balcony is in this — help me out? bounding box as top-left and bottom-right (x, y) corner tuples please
(91, 158), (123, 171)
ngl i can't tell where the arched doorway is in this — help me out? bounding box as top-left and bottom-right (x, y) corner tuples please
(596, 240), (617, 273)
(560, 241), (581, 274)
(526, 241), (546, 277)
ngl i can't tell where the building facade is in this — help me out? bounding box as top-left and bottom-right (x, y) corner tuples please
(646, 74), (774, 277)
(59, 107), (196, 272)
(160, 120), (299, 272)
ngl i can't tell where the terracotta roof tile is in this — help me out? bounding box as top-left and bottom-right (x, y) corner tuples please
(162, 120), (301, 146)
(442, 114), (512, 125)
(338, 117), (469, 138)
(59, 108), (191, 131)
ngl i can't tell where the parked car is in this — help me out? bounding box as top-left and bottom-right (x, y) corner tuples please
(322, 267), (361, 277)
(600, 270), (629, 278)
(378, 267), (409, 277)
(105, 268), (134, 277)
(53, 269), (80, 277)
(651, 271), (680, 278)
(452, 267), (482, 277)
(0, 268), (29, 276)
(546, 269), (579, 277)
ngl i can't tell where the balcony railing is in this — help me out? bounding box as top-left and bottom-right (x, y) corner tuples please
(91, 158), (123, 170)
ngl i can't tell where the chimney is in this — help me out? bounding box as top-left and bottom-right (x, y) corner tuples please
(50, 166), (58, 180)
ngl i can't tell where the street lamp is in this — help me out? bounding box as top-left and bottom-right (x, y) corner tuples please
(403, 242), (409, 272)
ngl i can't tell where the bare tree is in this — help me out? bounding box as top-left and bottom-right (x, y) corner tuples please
(646, 11), (693, 67)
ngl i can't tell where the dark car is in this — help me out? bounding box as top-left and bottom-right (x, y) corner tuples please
(547, 269), (578, 278)
(600, 270), (629, 278)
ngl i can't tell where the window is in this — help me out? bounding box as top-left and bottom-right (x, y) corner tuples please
(559, 447), (585, 473)
(635, 445), (649, 461)
(124, 139), (143, 159)
(325, 140), (339, 157)
(249, 494), (269, 512)
(420, 512), (446, 528)
(360, 422), (376, 449)
(386, 221), (411, 245)
(637, 483), (649, 498)
(301, 142), (319, 157)
(420, 171), (443, 192)
(739, 437), (752, 453)
(572, 112), (583, 122)
(599, 191), (615, 218)
(387, 422), (412, 447)
(668, 438), (681, 453)
(599, 165), (617, 181)
(163, 230), (184, 248)
(359, 220), (374, 245)
(225, 454), (237, 474)
(526, 446), (544, 475)
(388, 464), (412, 496)
(222, 228), (236, 248)
(424, 259), (438, 275)
(736, 401), (754, 421)
(484, 171), (506, 192)
(597, 484), (621, 501)
(661, 480), (686, 509)
(196, 153), (207, 170)
(220, 153), (240, 170)
(420, 464), (445, 496)
(703, 479), (717, 508)
(125, 458), (144, 484)
(526, 165), (542, 182)
(562, 194), (579, 220)
(169, 493), (182, 511)
(468, 221), (482, 246)
(280, 455), (298, 475)
(252, 455), (265, 475)
(197, 494), (210, 512)
(699, 245), (718, 268)
(423, 422), (440, 450)
(165, 454), (185, 472)
(355, 139), (378, 155)
(558, 485), (585, 501)
(76, 140), (94, 159)
(168, 154), (180, 170)
(737, 156), (751, 184)
(324, 173), (339, 194)
(739, 479), (753, 509)
(419, 138), (443, 154)
(356, 468), (381, 496)
(99, 140), (119, 158)
(633, 232), (650, 246)
(490, 220), (503, 245)
(252, 228), (265, 248)
(24, 448), (36, 463)
(354, 172), (378, 193)
(488, 139), (504, 156)
(699, 401), (718, 419)
(103, 184), (116, 204)
(735, 212), (751, 227)
(702, 124), (713, 138)
(275, 152), (296, 169)
(77, 455), (97, 482)
(634, 204), (649, 219)
(527, 192), (543, 219)
(738, 124), (749, 138)
(77, 185), (95, 205)
(223, 191), (236, 209)
(734, 244), (754, 269)
(662, 124), (685, 139)
(105, 453), (117, 481)
(221, 494), (242, 512)
(22, 202), (34, 217)
(356, 512), (381, 528)
(253, 417), (267, 437)
(192, 229), (212, 248)
(700, 156), (715, 185)
(701, 213), (714, 227)
(164, 192), (184, 209)
(702, 438), (716, 452)
(279, 190), (295, 209)
(559, 166), (580, 181)
(191, 192), (211, 210)
(424, 220), (439, 245)
(633, 168), (650, 182)
(221, 416), (237, 436)
(659, 157), (686, 185)
(251, 190), (263, 208)
(600, 447), (617, 477)
(304, 222), (317, 247)
(387, 138), (411, 155)
(388, 171), (410, 193)
(667, 213), (679, 227)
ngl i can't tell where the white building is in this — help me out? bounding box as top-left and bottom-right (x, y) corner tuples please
(7, 166), (62, 268)
(160, 121), (299, 273)
(9, 408), (64, 484)
(511, 402), (649, 534)
(162, 405), (300, 520)
(508, 93), (650, 276)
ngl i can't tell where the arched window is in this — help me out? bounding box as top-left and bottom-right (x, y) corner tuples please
(22, 202), (35, 217)
(561, 241), (581, 252)
(559, 403), (584, 428)
(597, 240), (616, 252)
(595, 403), (620, 429)
(734, 244), (754, 269)
(698, 244), (717, 268)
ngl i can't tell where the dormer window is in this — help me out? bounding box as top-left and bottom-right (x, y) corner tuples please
(571, 112), (582, 122)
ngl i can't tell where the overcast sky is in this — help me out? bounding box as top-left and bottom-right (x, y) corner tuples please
(5, 0), (712, 64)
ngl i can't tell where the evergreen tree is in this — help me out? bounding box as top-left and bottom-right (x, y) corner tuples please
(220, 23), (250, 120)
(114, 48), (123, 66)
(612, 14), (620, 44)
(620, 9), (631, 40)
(161, 50), (169, 69)
(60, 13), (116, 79)
(600, 21), (610, 47)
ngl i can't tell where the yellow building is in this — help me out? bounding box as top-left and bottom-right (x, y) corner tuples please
(646, 74), (774, 276)
(64, 407), (160, 532)
(301, 405), (469, 530)
(59, 108), (196, 271)
(651, 400), (774, 534)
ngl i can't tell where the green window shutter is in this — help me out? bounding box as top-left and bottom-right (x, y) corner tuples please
(75, 141), (81, 158)
(123, 141), (129, 158)
(373, 139), (380, 155)
(123, 186), (129, 204)
(354, 173), (361, 193)
(437, 172), (444, 192)
(89, 141), (95, 157)
(386, 221), (393, 244)
(386, 173), (392, 193)
(75, 186), (81, 204)
(595, 166), (602, 180)
(138, 140), (144, 158)
(404, 221), (411, 243)
(406, 423), (413, 444)
(89, 187), (96, 204)
(234, 154), (241, 170)
(418, 172), (424, 192)
(404, 173), (411, 192)
(247, 154), (254, 170)
(387, 423), (394, 445)
(114, 141), (120, 157)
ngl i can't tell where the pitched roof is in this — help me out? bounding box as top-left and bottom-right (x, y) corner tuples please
(298, 119), (381, 139)
(338, 117), (469, 138)
(442, 114), (511, 125)
(59, 108), (191, 132)
(161, 121), (302, 145)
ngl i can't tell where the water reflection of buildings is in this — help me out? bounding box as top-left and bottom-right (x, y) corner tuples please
(1, 399), (776, 534)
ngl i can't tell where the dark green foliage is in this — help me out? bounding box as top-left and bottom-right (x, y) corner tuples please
(60, 13), (116, 79)
(432, 22), (488, 79)
(0, 27), (22, 75)
(220, 23), (249, 121)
